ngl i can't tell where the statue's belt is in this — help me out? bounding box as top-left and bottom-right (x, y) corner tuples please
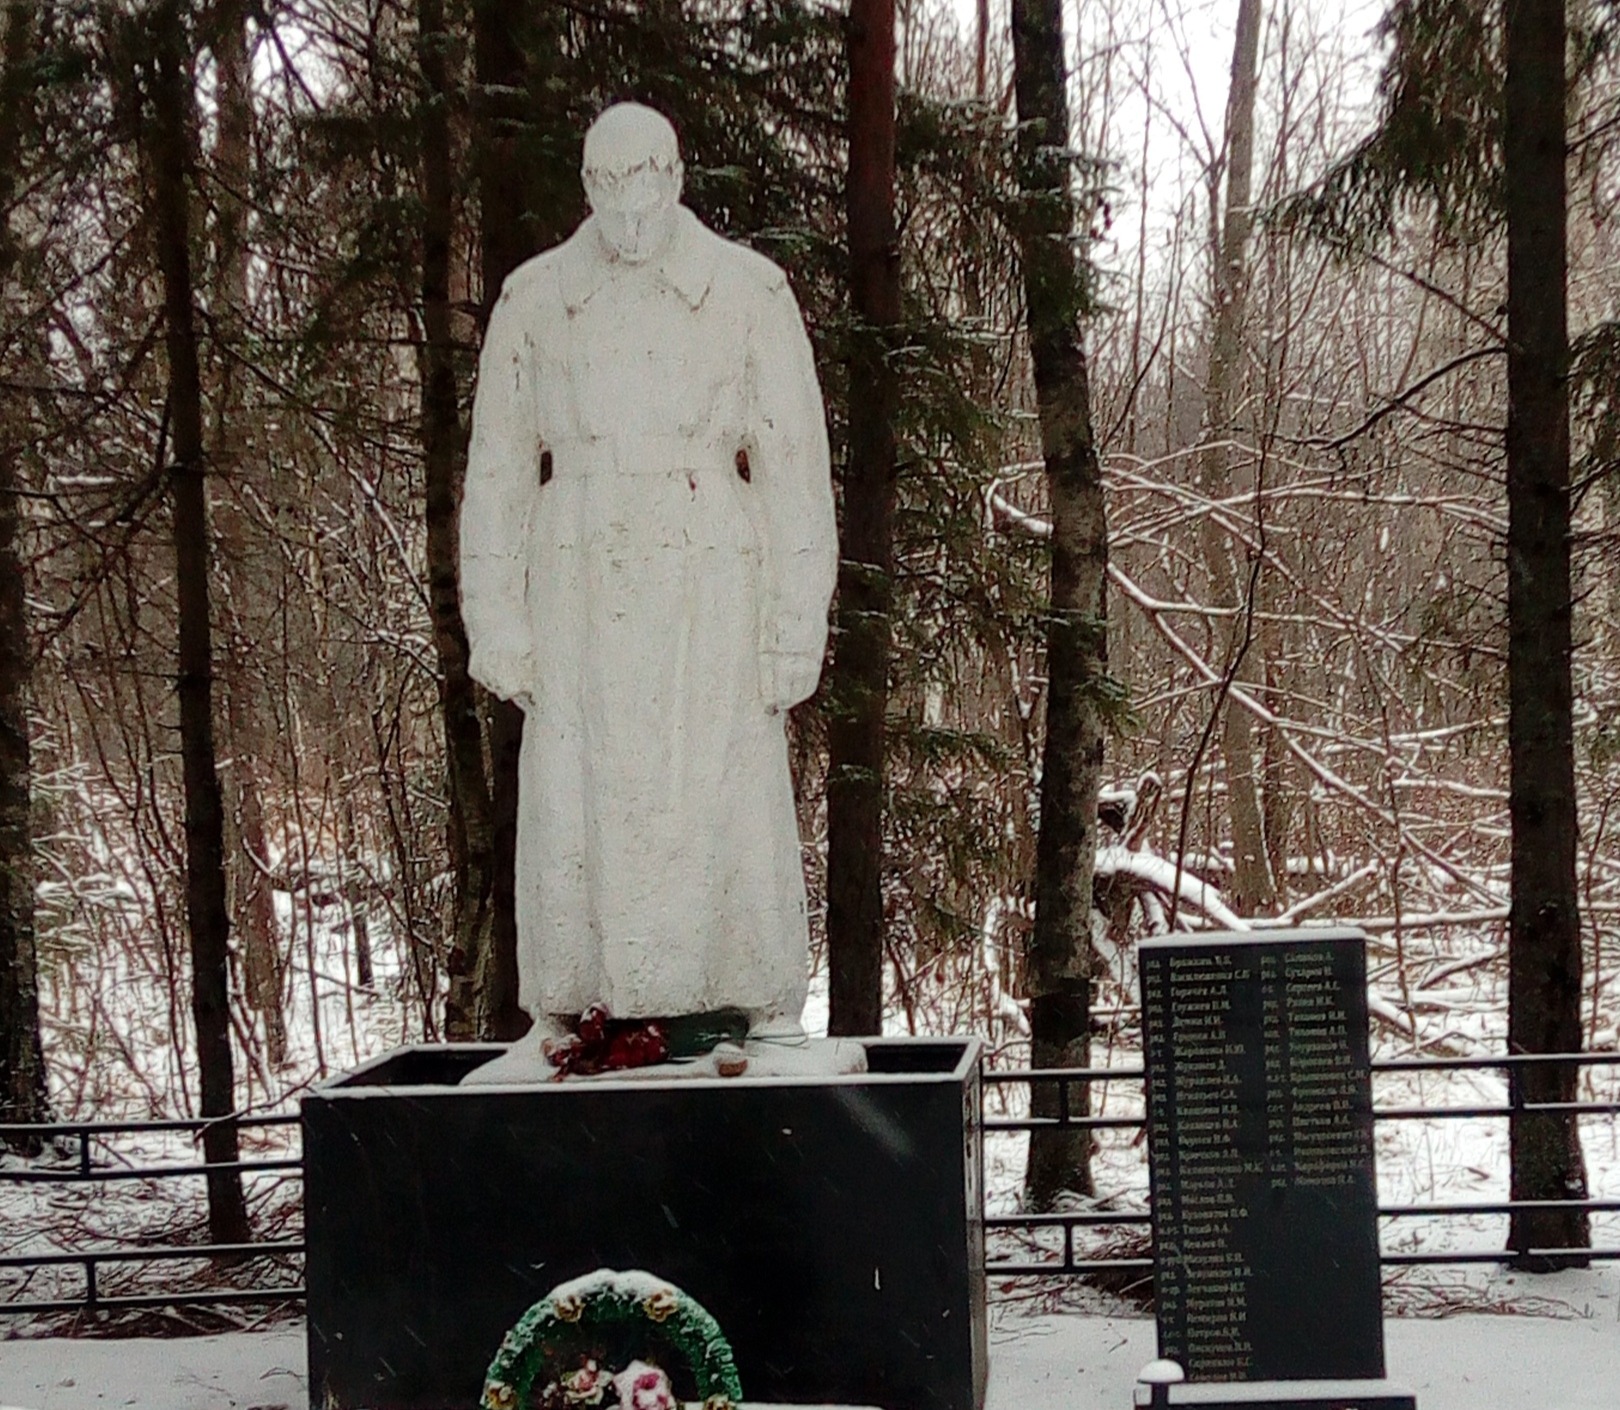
(538, 435), (753, 481)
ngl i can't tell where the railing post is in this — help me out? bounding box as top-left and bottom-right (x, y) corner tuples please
(77, 1127), (91, 1179)
(1506, 1059), (1526, 1264)
(84, 1256), (97, 1312)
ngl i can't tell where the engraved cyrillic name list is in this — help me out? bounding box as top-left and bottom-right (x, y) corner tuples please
(1142, 933), (1382, 1384)
(1145, 949), (1256, 1378)
(1276, 947), (1366, 1189)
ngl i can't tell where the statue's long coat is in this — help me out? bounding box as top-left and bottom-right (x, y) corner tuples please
(460, 208), (836, 1022)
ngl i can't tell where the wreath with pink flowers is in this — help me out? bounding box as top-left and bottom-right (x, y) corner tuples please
(481, 1269), (743, 1410)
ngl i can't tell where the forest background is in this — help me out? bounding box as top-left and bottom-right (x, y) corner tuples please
(1, 0), (1618, 1268)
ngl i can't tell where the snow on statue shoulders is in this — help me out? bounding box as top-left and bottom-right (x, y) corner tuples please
(458, 102), (849, 1078)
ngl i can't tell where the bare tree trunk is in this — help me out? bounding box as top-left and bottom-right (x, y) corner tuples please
(146, 0), (248, 1245)
(1011, 0), (1108, 1208)
(229, 751), (285, 1062)
(1260, 639), (1291, 896)
(208, 0), (286, 1066)
(339, 799), (374, 989)
(0, 0), (49, 1147)
(470, 0), (537, 1042)
(416, 0), (491, 1042)
(1503, 0), (1589, 1269)
(484, 703), (524, 1036)
(826, 0), (899, 1038)
(1196, 0), (1273, 915)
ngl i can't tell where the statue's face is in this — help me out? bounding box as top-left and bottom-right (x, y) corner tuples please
(584, 161), (682, 265)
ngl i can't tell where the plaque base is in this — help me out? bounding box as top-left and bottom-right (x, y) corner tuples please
(1133, 1380), (1417, 1409)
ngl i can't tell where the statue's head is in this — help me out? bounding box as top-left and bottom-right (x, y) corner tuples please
(582, 104), (684, 265)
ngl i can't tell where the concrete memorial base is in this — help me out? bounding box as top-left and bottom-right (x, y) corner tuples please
(301, 1037), (985, 1410)
(1134, 1382), (1417, 1409)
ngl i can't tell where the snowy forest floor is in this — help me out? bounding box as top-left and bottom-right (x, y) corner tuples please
(3, 1283), (1620, 1410)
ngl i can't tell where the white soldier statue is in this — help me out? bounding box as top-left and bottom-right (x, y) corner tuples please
(459, 103), (839, 1070)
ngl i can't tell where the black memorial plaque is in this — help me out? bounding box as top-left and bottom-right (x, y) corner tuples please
(1140, 927), (1383, 1384)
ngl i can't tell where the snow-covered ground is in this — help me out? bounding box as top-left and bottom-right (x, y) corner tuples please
(4, 1290), (1620, 1410)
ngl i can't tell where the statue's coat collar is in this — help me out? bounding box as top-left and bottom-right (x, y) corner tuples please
(560, 207), (715, 316)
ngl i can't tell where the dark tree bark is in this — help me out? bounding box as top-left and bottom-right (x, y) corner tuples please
(0, 0), (50, 1147)
(1503, 0), (1590, 1268)
(207, 0), (287, 1066)
(146, 0), (249, 1244)
(470, 0), (538, 1042)
(1010, 0), (1109, 1207)
(416, 0), (494, 1042)
(826, 0), (899, 1038)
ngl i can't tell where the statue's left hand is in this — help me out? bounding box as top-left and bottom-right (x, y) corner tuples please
(468, 645), (535, 710)
(761, 650), (822, 714)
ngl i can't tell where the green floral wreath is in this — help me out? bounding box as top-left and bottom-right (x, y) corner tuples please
(482, 1269), (744, 1410)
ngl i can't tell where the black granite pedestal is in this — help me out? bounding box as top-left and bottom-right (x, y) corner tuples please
(302, 1038), (986, 1410)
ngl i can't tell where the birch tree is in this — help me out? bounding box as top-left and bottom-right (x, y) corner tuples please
(1194, 0), (1275, 914)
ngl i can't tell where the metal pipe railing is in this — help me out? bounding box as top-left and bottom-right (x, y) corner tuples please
(981, 1050), (1620, 1277)
(3, 1053), (1617, 1311)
